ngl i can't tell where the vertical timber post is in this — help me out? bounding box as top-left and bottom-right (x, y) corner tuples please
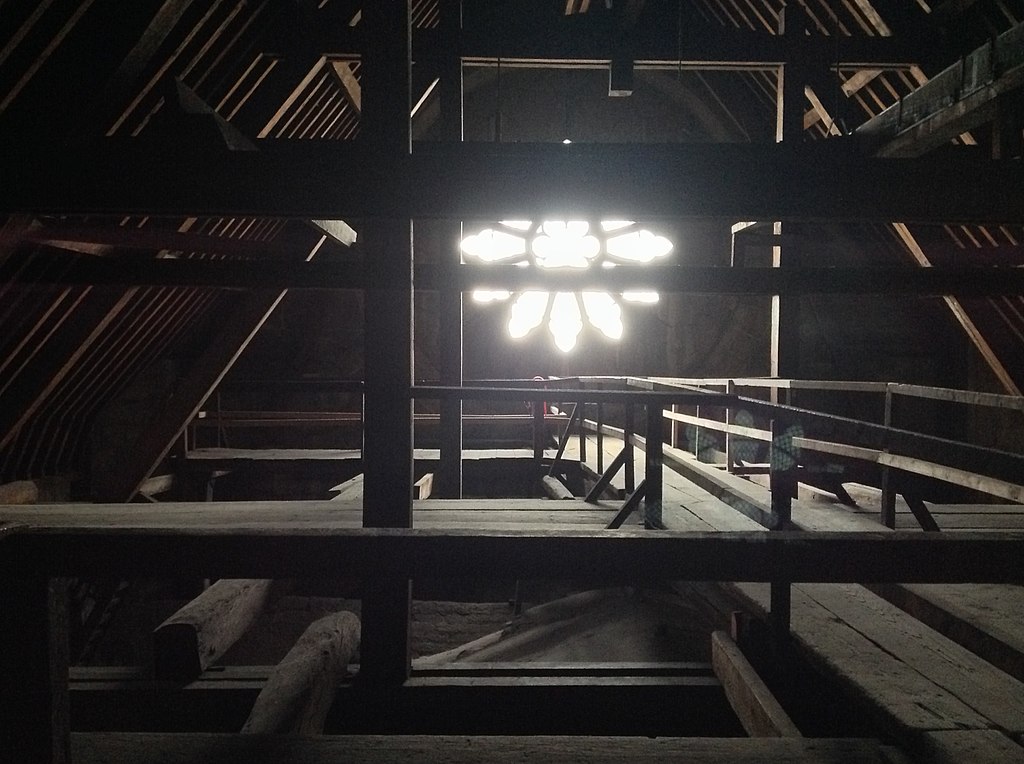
(624, 402), (635, 493)
(769, 418), (794, 654)
(360, 0), (414, 687)
(879, 386), (897, 528)
(725, 380), (736, 472)
(645, 400), (664, 528)
(437, 0), (464, 499)
(0, 577), (70, 763)
(771, 5), (806, 405)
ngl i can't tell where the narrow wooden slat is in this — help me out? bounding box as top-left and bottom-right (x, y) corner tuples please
(711, 631), (801, 737)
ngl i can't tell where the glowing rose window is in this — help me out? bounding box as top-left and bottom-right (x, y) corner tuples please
(460, 220), (672, 352)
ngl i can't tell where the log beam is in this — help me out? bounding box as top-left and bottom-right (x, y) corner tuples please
(153, 579), (280, 681)
(241, 612), (359, 734)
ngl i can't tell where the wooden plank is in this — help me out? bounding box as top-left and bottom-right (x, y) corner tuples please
(917, 730), (1024, 764)
(414, 473), (434, 500)
(154, 579), (277, 680)
(711, 630), (801, 737)
(868, 583), (1024, 684)
(731, 583), (994, 737)
(879, 454), (1024, 505)
(798, 583), (1024, 735)
(4, 525), (1024, 583)
(241, 611), (359, 734)
(887, 384), (1024, 412)
(71, 732), (907, 763)
(662, 445), (775, 528)
(663, 410), (770, 442)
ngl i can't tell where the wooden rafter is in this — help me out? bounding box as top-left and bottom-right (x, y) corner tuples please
(891, 223), (1021, 396)
(330, 60), (361, 113)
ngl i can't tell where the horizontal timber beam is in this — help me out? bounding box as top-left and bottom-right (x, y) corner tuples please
(1, 142), (1022, 223)
(1, 525), (1023, 583)
(8, 257), (1024, 296)
(293, 13), (925, 69)
(857, 23), (1024, 157)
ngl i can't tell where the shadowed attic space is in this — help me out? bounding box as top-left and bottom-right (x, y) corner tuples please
(1, 0), (1024, 762)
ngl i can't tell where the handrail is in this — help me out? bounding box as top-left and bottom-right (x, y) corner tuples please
(793, 436), (1024, 505)
(646, 376), (1024, 410)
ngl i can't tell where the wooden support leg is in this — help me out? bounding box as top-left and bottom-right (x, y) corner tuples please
(645, 402), (664, 529)
(0, 577), (70, 764)
(769, 419), (794, 654)
(532, 396), (546, 461)
(624, 403), (635, 493)
(769, 580), (792, 655)
(584, 446), (628, 503)
(358, 578), (412, 687)
(904, 493), (941, 533)
(880, 387), (897, 528)
(606, 479), (647, 529)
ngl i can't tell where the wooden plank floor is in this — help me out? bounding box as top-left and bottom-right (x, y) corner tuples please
(569, 432), (1024, 759)
(0, 499), (619, 531)
(72, 733), (908, 763)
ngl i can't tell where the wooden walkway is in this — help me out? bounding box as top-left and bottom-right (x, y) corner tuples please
(569, 432), (1024, 761)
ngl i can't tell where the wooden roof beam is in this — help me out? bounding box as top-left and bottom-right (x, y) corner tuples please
(857, 22), (1024, 157)
(4, 526), (1024, 583)
(12, 258), (1024, 297)
(2, 141), (1022, 223)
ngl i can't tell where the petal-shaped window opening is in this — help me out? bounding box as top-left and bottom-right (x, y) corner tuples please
(472, 290), (512, 303)
(460, 219), (672, 351)
(508, 291), (549, 339)
(621, 291), (659, 304)
(549, 292), (584, 352)
(533, 221), (600, 269)
(606, 230), (673, 263)
(582, 291), (623, 340)
(461, 228), (528, 262)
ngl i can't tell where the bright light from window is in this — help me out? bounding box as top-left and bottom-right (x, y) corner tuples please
(460, 220), (673, 352)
